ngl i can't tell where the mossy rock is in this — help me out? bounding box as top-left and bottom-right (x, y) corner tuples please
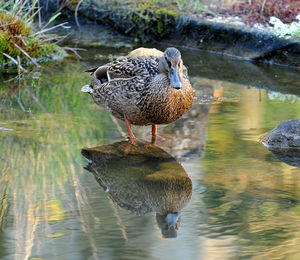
(71, 0), (179, 42)
(109, 2), (179, 41)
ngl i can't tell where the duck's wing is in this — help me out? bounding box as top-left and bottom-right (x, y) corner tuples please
(106, 56), (160, 82)
(84, 56), (160, 94)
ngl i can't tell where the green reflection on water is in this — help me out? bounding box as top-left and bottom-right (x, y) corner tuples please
(199, 85), (300, 259)
(0, 57), (125, 259)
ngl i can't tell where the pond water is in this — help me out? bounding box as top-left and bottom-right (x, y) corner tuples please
(1, 25), (300, 259)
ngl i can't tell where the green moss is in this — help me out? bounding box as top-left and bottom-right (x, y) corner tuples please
(155, 8), (179, 18)
(105, 1), (179, 42)
(0, 11), (65, 68)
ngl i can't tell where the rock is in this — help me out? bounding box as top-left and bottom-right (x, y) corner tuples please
(262, 119), (300, 167)
(263, 119), (300, 149)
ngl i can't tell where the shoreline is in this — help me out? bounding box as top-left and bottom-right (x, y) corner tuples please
(40, 0), (300, 68)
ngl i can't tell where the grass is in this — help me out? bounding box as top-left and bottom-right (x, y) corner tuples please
(0, 0), (66, 72)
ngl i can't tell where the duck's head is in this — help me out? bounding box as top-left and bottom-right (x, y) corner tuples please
(159, 47), (184, 90)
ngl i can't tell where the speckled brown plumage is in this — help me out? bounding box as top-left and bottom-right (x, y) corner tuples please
(82, 47), (194, 141)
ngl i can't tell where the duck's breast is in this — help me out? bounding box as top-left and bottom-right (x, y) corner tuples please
(137, 75), (194, 124)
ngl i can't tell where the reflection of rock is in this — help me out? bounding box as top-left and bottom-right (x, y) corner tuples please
(267, 148), (300, 167)
(81, 141), (192, 238)
(263, 119), (300, 149)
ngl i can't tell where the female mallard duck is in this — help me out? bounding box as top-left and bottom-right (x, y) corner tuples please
(82, 47), (194, 144)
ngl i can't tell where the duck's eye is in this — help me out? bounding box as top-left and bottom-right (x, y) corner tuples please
(165, 57), (171, 68)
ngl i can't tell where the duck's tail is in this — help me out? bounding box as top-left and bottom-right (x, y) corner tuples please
(81, 84), (94, 93)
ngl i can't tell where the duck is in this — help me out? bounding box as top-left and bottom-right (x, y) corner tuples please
(126, 47), (164, 58)
(82, 47), (194, 144)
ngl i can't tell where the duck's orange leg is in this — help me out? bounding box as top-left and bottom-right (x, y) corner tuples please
(152, 124), (157, 144)
(124, 117), (136, 144)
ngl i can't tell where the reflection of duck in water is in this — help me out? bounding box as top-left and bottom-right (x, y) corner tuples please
(81, 141), (192, 238)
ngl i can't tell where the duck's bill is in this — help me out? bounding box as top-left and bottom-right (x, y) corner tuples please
(166, 212), (180, 228)
(169, 67), (182, 89)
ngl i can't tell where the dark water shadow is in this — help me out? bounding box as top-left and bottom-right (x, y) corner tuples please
(265, 147), (300, 167)
(182, 49), (300, 97)
(81, 141), (192, 238)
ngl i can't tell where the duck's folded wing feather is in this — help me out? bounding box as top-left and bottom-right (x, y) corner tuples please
(107, 57), (159, 81)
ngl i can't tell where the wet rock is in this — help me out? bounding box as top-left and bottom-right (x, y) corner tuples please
(263, 119), (300, 149)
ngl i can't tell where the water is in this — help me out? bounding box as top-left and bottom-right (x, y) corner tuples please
(1, 26), (300, 259)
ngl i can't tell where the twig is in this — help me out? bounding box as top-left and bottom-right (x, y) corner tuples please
(37, 0), (41, 28)
(63, 47), (85, 59)
(39, 34), (69, 44)
(25, 8), (41, 25)
(15, 0), (31, 16)
(19, 36), (28, 47)
(14, 43), (40, 67)
(4, 74), (22, 83)
(0, 22), (15, 28)
(75, 0), (84, 28)
(1, 52), (27, 72)
(54, 33), (71, 44)
(16, 98), (26, 112)
(24, 0), (39, 19)
(30, 22), (70, 36)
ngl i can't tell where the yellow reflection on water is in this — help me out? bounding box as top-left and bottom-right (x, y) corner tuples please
(46, 200), (65, 222)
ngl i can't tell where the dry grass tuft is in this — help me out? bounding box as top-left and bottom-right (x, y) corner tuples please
(0, 0), (66, 71)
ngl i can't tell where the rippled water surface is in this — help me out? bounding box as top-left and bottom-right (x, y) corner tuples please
(1, 26), (300, 259)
